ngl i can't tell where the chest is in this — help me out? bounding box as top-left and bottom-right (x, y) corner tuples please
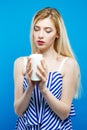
(45, 59), (63, 74)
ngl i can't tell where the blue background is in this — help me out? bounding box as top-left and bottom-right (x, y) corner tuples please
(0, 0), (87, 129)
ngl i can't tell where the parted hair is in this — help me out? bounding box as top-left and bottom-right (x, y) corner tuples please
(30, 7), (81, 98)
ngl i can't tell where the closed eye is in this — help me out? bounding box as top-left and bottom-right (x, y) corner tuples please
(45, 28), (52, 33)
(34, 26), (40, 31)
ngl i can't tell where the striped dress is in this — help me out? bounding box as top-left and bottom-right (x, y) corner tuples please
(15, 59), (76, 130)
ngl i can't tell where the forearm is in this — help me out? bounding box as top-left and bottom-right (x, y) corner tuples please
(41, 87), (70, 120)
(14, 86), (34, 116)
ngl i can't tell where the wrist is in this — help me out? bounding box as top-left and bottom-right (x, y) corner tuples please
(26, 84), (34, 94)
(40, 86), (48, 95)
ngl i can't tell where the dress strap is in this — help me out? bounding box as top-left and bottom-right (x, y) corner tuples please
(23, 57), (27, 73)
(58, 57), (68, 72)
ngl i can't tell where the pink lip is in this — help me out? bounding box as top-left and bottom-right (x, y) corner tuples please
(37, 40), (45, 45)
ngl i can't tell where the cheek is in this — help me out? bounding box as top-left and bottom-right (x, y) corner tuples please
(47, 34), (56, 43)
(33, 33), (36, 39)
(33, 33), (37, 41)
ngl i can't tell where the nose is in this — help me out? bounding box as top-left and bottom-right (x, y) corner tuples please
(38, 30), (44, 39)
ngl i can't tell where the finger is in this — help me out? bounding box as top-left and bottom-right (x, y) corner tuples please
(41, 60), (47, 72)
(37, 65), (46, 77)
(26, 60), (32, 73)
(28, 69), (33, 77)
(26, 69), (33, 80)
(26, 64), (31, 73)
(26, 57), (31, 67)
(27, 57), (31, 63)
(27, 56), (31, 61)
(36, 71), (47, 82)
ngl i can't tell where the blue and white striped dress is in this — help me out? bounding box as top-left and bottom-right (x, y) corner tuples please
(15, 70), (76, 130)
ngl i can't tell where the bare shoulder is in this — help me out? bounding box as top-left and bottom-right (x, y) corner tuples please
(14, 57), (25, 67)
(63, 57), (79, 76)
(66, 57), (77, 68)
(14, 56), (28, 75)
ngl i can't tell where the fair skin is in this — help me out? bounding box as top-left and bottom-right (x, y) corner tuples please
(14, 17), (79, 120)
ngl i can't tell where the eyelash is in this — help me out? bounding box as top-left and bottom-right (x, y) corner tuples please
(46, 30), (52, 33)
(34, 27), (39, 31)
(34, 27), (52, 33)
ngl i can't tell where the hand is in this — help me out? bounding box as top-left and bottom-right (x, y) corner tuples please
(26, 57), (35, 88)
(36, 59), (48, 91)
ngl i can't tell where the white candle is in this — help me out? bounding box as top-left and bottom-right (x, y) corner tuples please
(30, 54), (43, 81)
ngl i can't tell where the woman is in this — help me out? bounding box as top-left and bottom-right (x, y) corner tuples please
(14, 7), (80, 130)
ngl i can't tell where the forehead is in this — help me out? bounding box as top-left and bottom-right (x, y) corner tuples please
(35, 17), (55, 28)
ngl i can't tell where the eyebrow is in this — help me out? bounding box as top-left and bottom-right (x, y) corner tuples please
(34, 25), (52, 29)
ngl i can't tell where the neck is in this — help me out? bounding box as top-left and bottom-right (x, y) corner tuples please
(38, 47), (58, 60)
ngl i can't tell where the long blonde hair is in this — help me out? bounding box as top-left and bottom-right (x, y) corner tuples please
(30, 7), (81, 98)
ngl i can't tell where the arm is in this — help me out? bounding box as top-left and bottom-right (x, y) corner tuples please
(14, 57), (34, 116)
(38, 58), (79, 120)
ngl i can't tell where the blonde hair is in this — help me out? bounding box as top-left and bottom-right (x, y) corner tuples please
(30, 7), (81, 98)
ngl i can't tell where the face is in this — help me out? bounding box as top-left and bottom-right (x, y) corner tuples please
(33, 17), (58, 52)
